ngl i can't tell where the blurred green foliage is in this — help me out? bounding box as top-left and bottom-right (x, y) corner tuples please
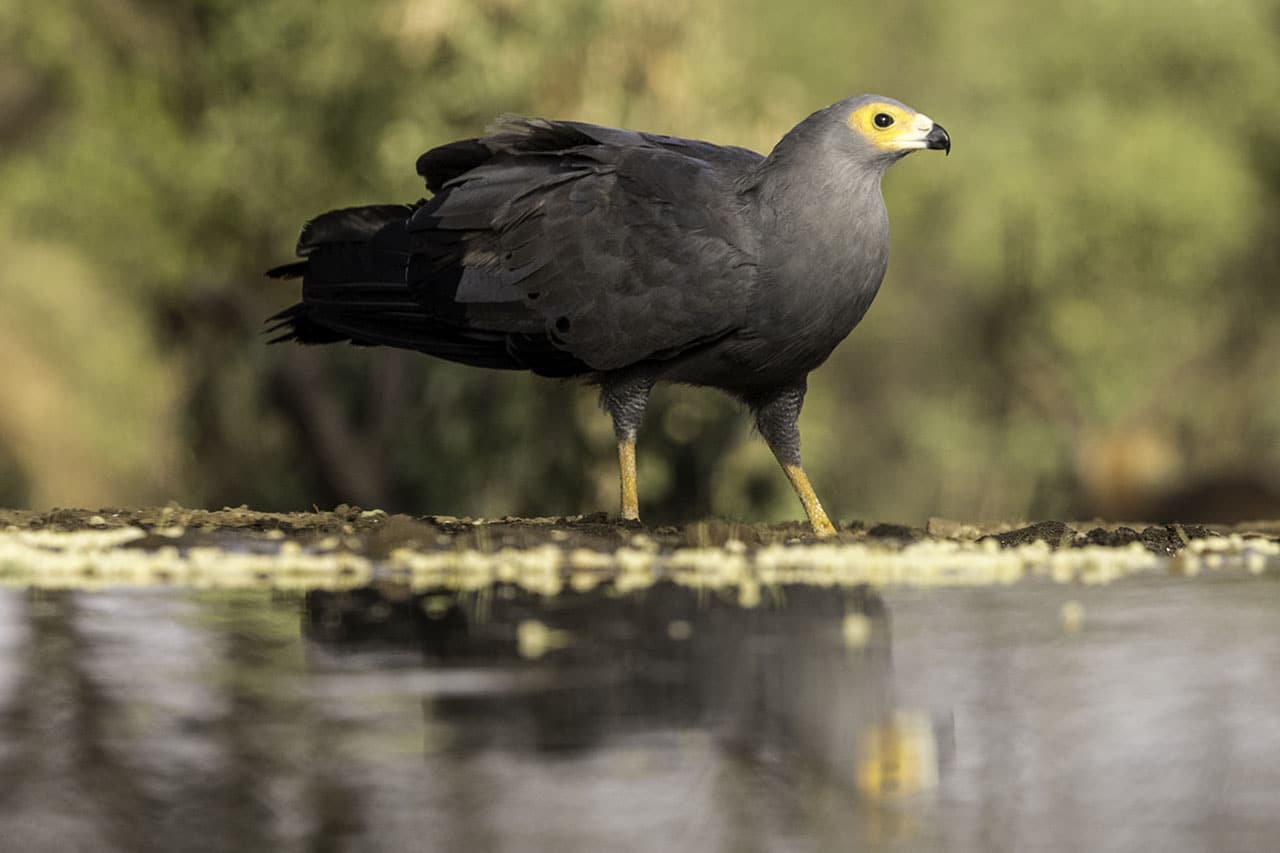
(2, 0), (1279, 522)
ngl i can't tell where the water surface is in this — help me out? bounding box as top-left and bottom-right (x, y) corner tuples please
(0, 570), (1275, 852)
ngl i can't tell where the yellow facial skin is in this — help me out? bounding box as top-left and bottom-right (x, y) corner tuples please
(847, 103), (941, 154)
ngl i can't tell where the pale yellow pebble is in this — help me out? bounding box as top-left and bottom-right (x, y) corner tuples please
(666, 619), (693, 641)
(1060, 600), (1084, 634)
(516, 619), (571, 659)
(570, 571), (600, 593)
(568, 548), (613, 570)
(1169, 552), (1200, 577)
(615, 547), (654, 574)
(842, 612), (872, 649)
(628, 534), (659, 552)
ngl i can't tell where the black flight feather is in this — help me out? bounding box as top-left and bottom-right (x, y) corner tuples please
(267, 115), (766, 377)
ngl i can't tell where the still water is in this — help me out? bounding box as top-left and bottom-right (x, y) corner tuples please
(0, 573), (1276, 852)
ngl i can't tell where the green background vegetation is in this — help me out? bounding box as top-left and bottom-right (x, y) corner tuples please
(2, 0), (1279, 524)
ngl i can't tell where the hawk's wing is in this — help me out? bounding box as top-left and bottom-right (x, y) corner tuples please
(270, 118), (762, 376)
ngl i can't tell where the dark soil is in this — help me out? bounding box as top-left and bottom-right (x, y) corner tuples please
(4, 506), (1276, 556)
(980, 520), (1222, 554)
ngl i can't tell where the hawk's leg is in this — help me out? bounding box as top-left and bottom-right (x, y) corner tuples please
(751, 382), (837, 537)
(600, 374), (656, 522)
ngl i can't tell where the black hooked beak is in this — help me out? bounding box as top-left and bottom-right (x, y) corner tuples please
(926, 123), (951, 156)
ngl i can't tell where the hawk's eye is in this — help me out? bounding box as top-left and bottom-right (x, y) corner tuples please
(873, 112), (895, 129)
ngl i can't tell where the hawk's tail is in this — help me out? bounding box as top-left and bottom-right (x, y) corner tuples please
(263, 203), (422, 345)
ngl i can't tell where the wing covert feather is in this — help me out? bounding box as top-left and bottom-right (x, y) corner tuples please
(408, 122), (761, 371)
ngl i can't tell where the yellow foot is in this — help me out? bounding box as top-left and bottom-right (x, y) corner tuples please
(810, 513), (837, 538)
(783, 463), (837, 537)
(618, 438), (640, 521)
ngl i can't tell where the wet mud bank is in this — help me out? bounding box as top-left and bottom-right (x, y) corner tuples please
(1, 504), (1272, 553)
(1, 505), (1277, 592)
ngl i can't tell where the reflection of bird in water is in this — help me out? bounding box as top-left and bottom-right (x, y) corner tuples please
(268, 97), (949, 534)
(855, 711), (942, 800)
(302, 580), (897, 777)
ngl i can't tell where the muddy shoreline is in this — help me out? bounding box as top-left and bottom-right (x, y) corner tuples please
(3, 505), (1277, 555)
